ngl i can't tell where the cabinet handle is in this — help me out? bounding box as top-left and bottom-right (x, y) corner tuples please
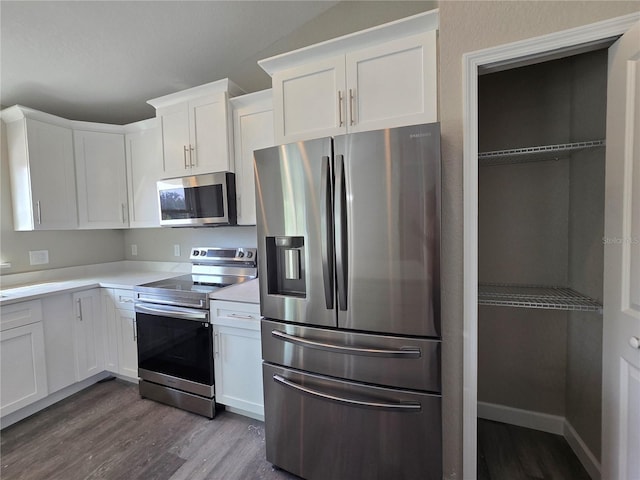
(36, 201), (42, 225)
(133, 318), (137, 341)
(183, 145), (189, 169)
(214, 332), (219, 357)
(77, 298), (83, 321)
(229, 313), (255, 320)
(121, 203), (126, 223)
(189, 145), (195, 168)
(338, 90), (344, 127)
(349, 88), (355, 126)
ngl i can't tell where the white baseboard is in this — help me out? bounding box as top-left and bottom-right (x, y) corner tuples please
(477, 401), (565, 435)
(477, 402), (601, 480)
(564, 419), (601, 480)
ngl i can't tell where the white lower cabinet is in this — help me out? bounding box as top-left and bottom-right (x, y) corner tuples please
(211, 300), (263, 420)
(42, 294), (78, 393)
(103, 288), (138, 380)
(0, 300), (48, 416)
(72, 289), (105, 381)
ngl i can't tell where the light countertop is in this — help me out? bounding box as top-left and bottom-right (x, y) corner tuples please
(210, 278), (260, 304)
(0, 262), (261, 306)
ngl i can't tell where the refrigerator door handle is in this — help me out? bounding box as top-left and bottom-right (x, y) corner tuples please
(272, 374), (422, 412)
(335, 154), (348, 311)
(271, 329), (421, 358)
(321, 155), (334, 309)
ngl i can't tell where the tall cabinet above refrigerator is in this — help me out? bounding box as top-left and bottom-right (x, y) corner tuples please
(254, 123), (442, 480)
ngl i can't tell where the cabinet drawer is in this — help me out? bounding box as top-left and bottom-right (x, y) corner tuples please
(211, 301), (261, 330)
(0, 299), (43, 331)
(113, 289), (135, 310)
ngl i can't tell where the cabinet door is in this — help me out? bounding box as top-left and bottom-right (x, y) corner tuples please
(72, 289), (104, 381)
(23, 118), (78, 230)
(74, 130), (128, 228)
(116, 308), (138, 380)
(272, 56), (346, 144)
(212, 301), (263, 419)
(0, 322), (47, 416)
(101, 289), (119, 374)
(189, 94), (233, 175)
(160, 103), (191, 177)
(345, 31), (438, 133)
(232, 93), (274, 225)
(125, 121), (162, 228)
(42, 294), (77, 394)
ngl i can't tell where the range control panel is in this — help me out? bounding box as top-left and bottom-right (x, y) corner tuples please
(190, 247), (257, 263)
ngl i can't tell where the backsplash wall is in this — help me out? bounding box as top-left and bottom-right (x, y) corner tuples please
(122, 226), (258, 262)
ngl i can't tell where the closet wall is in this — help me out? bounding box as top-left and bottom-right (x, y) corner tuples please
(477, 49), (607, 459)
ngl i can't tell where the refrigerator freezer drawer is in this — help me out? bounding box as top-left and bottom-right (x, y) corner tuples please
(263, 364), (442, 480)
(261, 319), (441, 392)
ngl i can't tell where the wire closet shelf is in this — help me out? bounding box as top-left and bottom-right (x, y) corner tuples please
(478, 284), (603, 313)
(478, 140), (605, 166)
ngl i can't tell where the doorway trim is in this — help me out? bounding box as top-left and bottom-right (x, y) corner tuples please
(462, 12), (640, 479)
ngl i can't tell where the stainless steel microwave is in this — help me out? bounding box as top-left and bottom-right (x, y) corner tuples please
(157, 172), (236, 227)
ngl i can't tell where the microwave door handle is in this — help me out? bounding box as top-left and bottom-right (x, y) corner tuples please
(335, 154), (348, 311)
(321, 155), (334, 309)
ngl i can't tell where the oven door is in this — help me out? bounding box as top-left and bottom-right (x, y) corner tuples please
(135, 302), (214, 397)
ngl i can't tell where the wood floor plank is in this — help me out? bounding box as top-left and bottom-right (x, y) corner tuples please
(477, 419), (591, 480)
(2, 381), (593, 480)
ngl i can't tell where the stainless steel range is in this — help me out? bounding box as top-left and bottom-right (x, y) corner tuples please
(133, 247), (257, 418)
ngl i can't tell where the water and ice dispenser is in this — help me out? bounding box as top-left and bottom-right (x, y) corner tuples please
(265, 236), (306, 297)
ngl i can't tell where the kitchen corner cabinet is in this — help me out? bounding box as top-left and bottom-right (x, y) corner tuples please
(73, 128), (128, 229)
(2, 107), (78, 230)
(211, 300), (264, 420)
(261, 10), (439, 144)
(0, 300), (48, 417)
(125, 119), (163, 228)
(72, 289), (105, 381)
(147, 78), (243, 178)
(230, 90), (274, 225)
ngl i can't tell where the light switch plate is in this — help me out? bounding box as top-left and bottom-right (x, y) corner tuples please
(29, 250), (49, 265)
(173, 244), (181, 257)
(131, 244), (138, 256)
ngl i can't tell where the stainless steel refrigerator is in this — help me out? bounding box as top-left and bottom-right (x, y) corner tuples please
(254, 123), (442, 480)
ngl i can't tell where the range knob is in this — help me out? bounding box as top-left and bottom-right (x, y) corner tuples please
(246, 251), (253, 259)
(193, 250), (199, 256)
(200, 250), (207, 256)
(238, 251), (245, 258)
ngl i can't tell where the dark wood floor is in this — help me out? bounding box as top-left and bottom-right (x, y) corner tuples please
(1, 380), (592, 480)
(0, 379), (299, 480)
(477, 419), (591, 480)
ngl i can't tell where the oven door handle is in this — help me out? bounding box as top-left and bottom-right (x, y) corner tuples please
(136, 296), (205, 309)
(135, 303), (209, 322)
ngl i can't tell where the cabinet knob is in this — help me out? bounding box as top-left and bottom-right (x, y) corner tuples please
(630, 336), (640, 350)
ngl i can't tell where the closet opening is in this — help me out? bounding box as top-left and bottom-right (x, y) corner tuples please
(476, 47), (608, 480)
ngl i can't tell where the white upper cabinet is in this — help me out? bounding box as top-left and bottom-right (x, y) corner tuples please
(260, 10), (439, 144)
(230, 90), (275, 225)
(2, 107), (78, 231)
(147, 78), (244, 178)
(124, 118), (163, 228)
(73, 127), (128, 229)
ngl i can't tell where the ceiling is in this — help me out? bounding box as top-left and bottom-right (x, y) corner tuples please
(0, 1), (433, 125)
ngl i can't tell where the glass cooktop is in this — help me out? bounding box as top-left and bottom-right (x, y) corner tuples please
(138, 274), (248, 296)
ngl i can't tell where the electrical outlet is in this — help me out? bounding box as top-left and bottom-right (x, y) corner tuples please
(131, 244), (138, 256)
(29, 250), (49, 265)
(173, 244), (181, 257)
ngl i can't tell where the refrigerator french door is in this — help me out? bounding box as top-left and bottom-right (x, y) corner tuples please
(254, 123), (442, 480)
